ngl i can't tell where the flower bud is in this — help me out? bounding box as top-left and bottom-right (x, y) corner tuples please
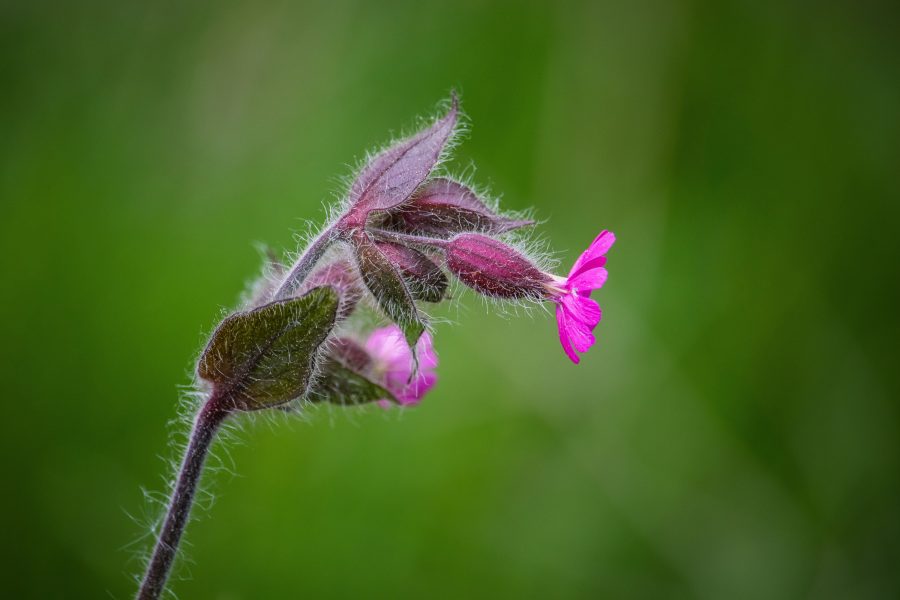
(446, 233), (551, 299)
(374, 240), (448, 302)
(352, 231), (426, 347)
(301, 260), (363, 318)
(312, 327), (438, 407)
(383, 178), (533, 237)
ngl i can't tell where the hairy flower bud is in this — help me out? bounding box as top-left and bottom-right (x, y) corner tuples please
(374, 240), (448, 302)
(312, 337), (392, 406)
(312, 327), (438, 407)
(352, 231), (426, 347)
(446, 233), (552, 299)
(382, 178), (533, 237)
(301, 260), (363, 318)
(136, 93), (615, 600)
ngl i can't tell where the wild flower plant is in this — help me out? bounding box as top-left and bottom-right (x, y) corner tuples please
(136, 94), (615, 599)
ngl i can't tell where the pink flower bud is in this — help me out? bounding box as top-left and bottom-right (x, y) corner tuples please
(383, 178), (533, 237)
(446, 233), (551, 299)
(301, 260), (363, 318)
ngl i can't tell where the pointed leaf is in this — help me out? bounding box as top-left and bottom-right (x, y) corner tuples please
(374, 240), (448, 302)
(312, 340), (397, 406)
(300, 260), (363, 318)
(315, 360), (397, 406)
(381, 178), (533, 237)
(352, 231), (425, 347)
(197, 287), (339, 411)
(347, 96), (458, 216)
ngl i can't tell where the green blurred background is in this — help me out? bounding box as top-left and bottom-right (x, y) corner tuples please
(2, 0), (899, 598)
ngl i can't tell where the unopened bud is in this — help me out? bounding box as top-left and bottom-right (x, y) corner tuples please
(301, 260), (363, 318)
(384, 178), (532, 237)
(375, 240), (448, 302)
(446, 233), (551, 299)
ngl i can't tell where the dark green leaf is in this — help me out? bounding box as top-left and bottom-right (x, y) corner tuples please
(314, 358), (397, 406)
(197, 287), (339, 411)
(352, 231), (425, 347)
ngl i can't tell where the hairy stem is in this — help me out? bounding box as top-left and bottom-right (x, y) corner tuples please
(273, 225), (338, 300)
(368, 228), (449, 249)
(137, 396), (231, 600)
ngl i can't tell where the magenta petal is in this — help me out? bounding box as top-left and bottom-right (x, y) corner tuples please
(389, 368), (437, 405)
(557, 296), (598, 353)
(365, 326), (409, 365)
(410, 370), (438, 403)
(588, 230), (616, 256)
(569, 230), (616, 277)
(564, 314), (595, 352)
(561, 294), (602, 331)
(568, 255), (607, 280)
(567, 266), (608, 295)
(367, 324), (438, 406)
(556, 304), (580, 364)
(416, 331), (439, 370)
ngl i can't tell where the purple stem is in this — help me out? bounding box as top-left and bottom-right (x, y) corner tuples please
(368, 228), (450, 249)
(273, 225), (339, 300)
(136, 396), (231, 600)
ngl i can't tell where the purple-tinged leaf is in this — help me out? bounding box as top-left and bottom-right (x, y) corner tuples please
(381, 178), (533, 237)
(345, 95), (459, 221)
(328, 337), (374, 372)
(197, 287), (339, 411)
(300, 260), (363, 318)
(446, 233), (552, 299)
(375, 240), (448, 303)
(352, 231), (426, 347)
(311, 337), (397, 406)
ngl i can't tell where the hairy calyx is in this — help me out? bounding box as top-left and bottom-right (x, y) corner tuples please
(136, 92), (615, 599)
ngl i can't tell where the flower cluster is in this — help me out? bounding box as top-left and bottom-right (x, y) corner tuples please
(138, 94), (617, 600)
(197, 94), (615, 413)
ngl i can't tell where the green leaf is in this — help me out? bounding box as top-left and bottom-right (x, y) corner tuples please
(197, 287), (339, 411)
(353, 231), (425, 347)
(314, 358), (397, 406)
(373, 240), (448, 303)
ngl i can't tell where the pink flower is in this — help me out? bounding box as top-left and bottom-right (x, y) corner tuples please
(546, 231), (616, 364)
(364, 325), (438, 406)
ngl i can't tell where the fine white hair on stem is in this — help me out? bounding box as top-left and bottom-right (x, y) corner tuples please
(133, 90), (594, 600)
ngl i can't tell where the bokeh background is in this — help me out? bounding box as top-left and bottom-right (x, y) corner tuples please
(2, 0), (899, 598)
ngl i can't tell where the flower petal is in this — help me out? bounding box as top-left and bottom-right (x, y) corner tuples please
(364, 325), (409, 366)
(564, 315), (595, 352)
(567, 265), (608, 295)
(561, 294), (602, 331)
(556, 305), (580, 364)
(416, 331), (439, 371)
(369, 325), (439, 407)
(384, 365), (437, 405)
(569, 230), (616, 277)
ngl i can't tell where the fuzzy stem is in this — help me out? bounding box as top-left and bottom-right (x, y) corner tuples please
(273, 225), (338, 300)
(137, 396), (231, 600)
(369, 228), (450, 249)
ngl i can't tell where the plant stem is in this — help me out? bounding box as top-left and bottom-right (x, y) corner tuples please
(137, 396), (231, 600)
(273, 225), (338, 300)
(368, 228), (449, 249)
